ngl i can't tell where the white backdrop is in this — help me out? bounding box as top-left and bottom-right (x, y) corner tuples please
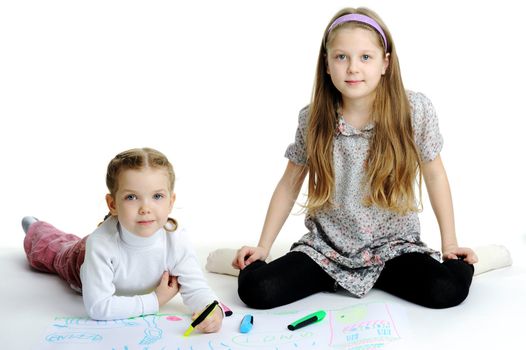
(1, 0), (525, 257)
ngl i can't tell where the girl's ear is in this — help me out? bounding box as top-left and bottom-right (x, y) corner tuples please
(169, 192), (176, 210)
(382, 53), (390, 75)
(105, 194), (118, 216)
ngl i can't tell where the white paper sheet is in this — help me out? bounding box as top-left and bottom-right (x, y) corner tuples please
(35, 302), (409, 350)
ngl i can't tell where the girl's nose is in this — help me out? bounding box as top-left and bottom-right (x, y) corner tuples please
(347, 58), (358, 73)
(139, 204), (151, 215)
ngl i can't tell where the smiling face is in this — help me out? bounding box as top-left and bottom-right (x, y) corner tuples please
(326, 27), (389, 107)
(105, 167), (175, 237)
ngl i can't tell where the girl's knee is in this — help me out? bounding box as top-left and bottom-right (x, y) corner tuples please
(238, 273), (277, 309)
(422, 277), (471, 309)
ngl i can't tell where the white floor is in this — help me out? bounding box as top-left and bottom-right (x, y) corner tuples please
(1, 242), (524, 349)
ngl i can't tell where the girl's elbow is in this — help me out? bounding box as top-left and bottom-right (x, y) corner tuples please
(86, 302), (113, 321)
(87, 308), (107, 321)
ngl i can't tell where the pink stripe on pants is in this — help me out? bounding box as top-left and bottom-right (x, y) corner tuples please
(23, 221), (87, 291)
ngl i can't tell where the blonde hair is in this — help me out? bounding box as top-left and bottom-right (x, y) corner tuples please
(306, 7), (422, 215)
(105, 147), (178, 231)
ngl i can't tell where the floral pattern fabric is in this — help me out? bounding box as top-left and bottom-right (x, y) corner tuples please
(285, 91), (442, 297)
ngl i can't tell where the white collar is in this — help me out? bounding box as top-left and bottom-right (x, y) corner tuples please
(118, 222), (164, 247)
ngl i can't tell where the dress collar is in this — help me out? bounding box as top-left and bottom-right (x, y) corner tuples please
(118, 223), (164, 247)
(335, 114), (375, 138)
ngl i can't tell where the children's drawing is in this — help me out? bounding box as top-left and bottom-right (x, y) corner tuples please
(138, 315), (162, 345)
(35, 302), (408, 350)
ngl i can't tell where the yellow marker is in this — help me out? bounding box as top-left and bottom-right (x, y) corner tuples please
(183, 300), (218, 337)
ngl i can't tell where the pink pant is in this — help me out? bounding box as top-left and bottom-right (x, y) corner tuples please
(24, 221), (87, 291)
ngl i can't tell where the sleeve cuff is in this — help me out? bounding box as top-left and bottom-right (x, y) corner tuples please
(141, 292), (160, 316)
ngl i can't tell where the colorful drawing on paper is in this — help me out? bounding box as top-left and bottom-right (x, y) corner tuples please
(35, 302), (408, 349)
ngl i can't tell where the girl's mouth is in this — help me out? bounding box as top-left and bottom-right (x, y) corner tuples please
(137, 220), (154, 225)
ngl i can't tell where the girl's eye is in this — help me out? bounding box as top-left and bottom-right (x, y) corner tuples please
(153, 193), (164, 200)
(336, 54), (347, 61)
(361, 54), (370, 61)
(125, 194), (137, 200)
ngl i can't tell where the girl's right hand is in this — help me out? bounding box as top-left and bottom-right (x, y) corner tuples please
(193, 304), (223, 333)
(232, 246), (268, 270)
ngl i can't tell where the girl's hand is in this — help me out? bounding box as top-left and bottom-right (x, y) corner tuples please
(443, 246), (478, 264)
(155, 271), (179, 306)
(193, 305), (223, 333)
(232, 246), (268, 270)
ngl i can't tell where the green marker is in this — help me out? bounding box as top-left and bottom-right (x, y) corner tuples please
(287, 310), (326, 331)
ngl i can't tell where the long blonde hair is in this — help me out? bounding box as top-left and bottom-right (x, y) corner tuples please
(306, 7), (422, 215)
(104, 147), (178, 231)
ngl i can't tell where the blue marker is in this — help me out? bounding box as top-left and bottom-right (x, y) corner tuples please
(240, 314), (254, 333)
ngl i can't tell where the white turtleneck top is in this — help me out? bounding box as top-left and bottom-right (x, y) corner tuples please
(80, 216), (218, 320)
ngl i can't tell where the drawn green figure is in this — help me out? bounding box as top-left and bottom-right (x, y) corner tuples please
(333, 305), (368, 324)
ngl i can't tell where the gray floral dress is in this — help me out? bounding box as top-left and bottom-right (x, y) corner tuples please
(285, 91), (442, 297)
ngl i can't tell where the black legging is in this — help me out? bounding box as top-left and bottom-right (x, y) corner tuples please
(238, 251), (474, 309)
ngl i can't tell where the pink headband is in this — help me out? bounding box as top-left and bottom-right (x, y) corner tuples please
(327, 13), (388, 52)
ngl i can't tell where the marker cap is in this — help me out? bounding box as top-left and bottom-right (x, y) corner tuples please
(240, 314), (254, 333)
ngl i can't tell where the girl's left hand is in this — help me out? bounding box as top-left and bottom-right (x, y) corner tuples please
(155, 271), (179, 307)
(443, 246), (478, 264)
(193, 305), (223, 333)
